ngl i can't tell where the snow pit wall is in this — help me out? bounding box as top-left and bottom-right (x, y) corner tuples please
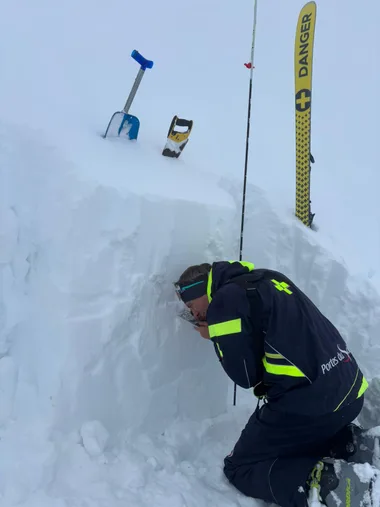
(0, 126), (237, 440)
(2, 128), (380, 447)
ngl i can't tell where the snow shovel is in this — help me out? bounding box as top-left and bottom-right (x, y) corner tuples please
(103, 50), (154, 140)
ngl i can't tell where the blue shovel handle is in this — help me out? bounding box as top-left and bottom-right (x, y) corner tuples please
(131, 50), (154, 70)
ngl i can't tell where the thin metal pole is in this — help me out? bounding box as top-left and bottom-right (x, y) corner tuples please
(234, 0), (259, 407)
(123, 67), (145, 114)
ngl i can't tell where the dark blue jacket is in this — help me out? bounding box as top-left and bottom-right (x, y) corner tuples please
(206, 261), (368, 416)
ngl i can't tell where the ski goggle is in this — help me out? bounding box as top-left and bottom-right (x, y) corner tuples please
(174, 279), (207, 304)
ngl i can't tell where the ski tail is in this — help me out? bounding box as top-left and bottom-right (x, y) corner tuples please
(295, 1), (317, 227)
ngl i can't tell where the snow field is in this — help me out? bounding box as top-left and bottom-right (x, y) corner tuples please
(2, 120), (380, 505)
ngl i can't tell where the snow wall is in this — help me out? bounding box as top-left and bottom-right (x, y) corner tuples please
(1, 123), (380, 492)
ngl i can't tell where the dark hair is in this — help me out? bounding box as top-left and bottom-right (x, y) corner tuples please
(175, 263), (212, 286)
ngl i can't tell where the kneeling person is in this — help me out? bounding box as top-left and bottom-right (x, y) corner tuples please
(175, 261), (376, 507)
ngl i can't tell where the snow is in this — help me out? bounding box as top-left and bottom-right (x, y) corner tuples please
(364, 427), (380, 439)
(351, 463), (380, 507)
(0, 0), (379, 506)
(81, 421), (110, 457)
(353, 462), (376, 483)
(307, 486), (324, 507)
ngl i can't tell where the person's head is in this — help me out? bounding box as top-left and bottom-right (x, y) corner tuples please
(174, 263), (212, 321)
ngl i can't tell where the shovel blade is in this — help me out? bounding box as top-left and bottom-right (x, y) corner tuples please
(103, 112), (140, 140)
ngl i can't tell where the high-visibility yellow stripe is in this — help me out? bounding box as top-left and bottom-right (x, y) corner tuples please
(216, 343), (223, 358)
(357, 376), (368, 398)
(209, 319), (242, 338)
(207, 262), (255, 303)
(228, 260), (255, 271)
(240, 261), (255, 271)
(263, 357), (305, 378)
(334, 368), (359, 412)
(265, 352), (284, 359)
(207, 270), (213, 303)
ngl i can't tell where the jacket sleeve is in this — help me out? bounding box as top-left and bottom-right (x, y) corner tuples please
(207, 283), (264, 389)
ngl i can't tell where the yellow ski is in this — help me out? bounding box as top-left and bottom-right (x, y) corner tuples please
(295, 1), (317, 227)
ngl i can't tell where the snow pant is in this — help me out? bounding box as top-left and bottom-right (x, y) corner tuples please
(224, 396), (364, 507)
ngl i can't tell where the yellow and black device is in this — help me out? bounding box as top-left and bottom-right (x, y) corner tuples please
(162, 116), (193, 158)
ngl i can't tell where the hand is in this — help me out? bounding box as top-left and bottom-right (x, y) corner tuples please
(194, 321), (210, 340)
(253, 381), (268, 399)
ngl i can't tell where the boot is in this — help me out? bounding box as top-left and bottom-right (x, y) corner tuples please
(346, 425), (380, 468)
(307, 458), (378, 507)
(330, 423), (380, 467)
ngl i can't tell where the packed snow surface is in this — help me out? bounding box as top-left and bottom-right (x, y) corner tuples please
(1, 0), (379, 506)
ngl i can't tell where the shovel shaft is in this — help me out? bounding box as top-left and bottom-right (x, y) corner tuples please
(123, 67), (145, 114)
